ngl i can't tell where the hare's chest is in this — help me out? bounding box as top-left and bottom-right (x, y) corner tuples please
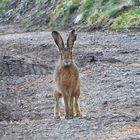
(54, 67), (79, 93)
(56, 70), (78, 83)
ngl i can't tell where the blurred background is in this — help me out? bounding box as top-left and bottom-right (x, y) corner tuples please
(0, 0), (140, 32)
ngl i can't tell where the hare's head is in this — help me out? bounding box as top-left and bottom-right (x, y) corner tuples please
(52, 30), (77, 67)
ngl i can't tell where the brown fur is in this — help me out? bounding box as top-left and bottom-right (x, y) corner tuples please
(52, 30), (81, 119)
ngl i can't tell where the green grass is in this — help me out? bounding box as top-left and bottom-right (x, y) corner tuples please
(80, 0), (96, 16)
(112, 8), (140, 30)
(52, 0), (140, 31)
(81, 0), (135, 29)
(0, 0), (8, 14)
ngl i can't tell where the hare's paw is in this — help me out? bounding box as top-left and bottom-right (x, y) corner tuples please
(65, 115), (69, 119)
(75, 113), (82, 118)
(54, 115), (60, 119)
(65, 114), (74, 119)
(69, 114), (74, 119)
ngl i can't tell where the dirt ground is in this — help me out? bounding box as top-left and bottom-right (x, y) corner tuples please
(0, 25), (140, 140)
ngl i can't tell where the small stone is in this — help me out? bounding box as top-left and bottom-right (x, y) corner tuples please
(102, 101), (108, 107)
(136, 72), (140, 75)
(49, 79), (53, 83)
(116, 84), (124, 88)
(132, 37), (136, 40)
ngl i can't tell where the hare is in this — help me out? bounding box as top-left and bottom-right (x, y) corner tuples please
(52, 30), (81, 119)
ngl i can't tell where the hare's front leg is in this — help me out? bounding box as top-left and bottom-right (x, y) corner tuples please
(74, 89), (81, 117)
(64, 95), (69, 119)
(69, 96), (74, 119)
(54, 91), (61, 119)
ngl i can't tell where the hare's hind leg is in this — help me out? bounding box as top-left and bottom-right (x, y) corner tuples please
(54, 91), (61, 119)
(74, 89), (81, 117)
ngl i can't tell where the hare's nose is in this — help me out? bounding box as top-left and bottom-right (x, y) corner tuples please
(67, 62), (71, 65)
(64, 61), (71, 66)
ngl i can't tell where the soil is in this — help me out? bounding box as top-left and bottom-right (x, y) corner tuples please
(0, 25), (140, 140)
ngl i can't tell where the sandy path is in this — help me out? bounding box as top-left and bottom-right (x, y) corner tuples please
(0, 25), (140, 139)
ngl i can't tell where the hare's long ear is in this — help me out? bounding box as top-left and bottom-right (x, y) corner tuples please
(52, 31), (64, 49)
(67, 30), (77, 48)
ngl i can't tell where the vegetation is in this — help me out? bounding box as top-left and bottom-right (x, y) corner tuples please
(0, 0), (8, 14)
(0, 0), (140, 31)
(52, 0), (140, 31)
(34, 0), (51, 5)
(112, 8), (140, 30)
